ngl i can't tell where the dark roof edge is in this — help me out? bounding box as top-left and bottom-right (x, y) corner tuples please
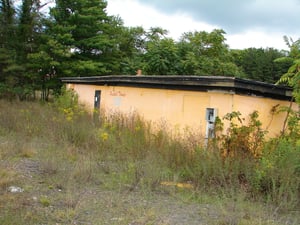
(60, 75), (293, 101)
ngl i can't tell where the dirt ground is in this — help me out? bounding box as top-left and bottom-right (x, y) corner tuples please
(0, 158), (298, 225)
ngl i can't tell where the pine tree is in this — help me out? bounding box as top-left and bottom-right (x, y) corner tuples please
(0, 0), (45, 99)
(0, 0), (16, 98)
(48, 0), (123, 77)
(14, 0), (45, 100)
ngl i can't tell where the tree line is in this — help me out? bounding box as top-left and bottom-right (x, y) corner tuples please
(0, 0), (299, 100)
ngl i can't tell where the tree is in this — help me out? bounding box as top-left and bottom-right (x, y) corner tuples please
(0, 0), (15, 59)
(113, 26), (174, 75)
(0, 0), (16, 97)
(177, 29), (243, 76)
(47, 0), (123, 77)
(143, 38), (179, 75)
(15, 0), (45, 100)
(27, 0), (125, 98)
(0, 0), (45, 100)
(276, 36), (300, 102)
(274, 36), (300, 137)
(231, 48), (290, 83)
(116, 26), (147, 74)
(140, 27), (178, 75)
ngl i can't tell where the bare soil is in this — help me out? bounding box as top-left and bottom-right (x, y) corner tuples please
(1, 158), (298, 225)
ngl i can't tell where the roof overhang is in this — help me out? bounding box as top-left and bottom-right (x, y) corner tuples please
(60, 75), (293, 101)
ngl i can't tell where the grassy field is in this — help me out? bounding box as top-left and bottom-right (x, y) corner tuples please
(0, 95), (299, 225)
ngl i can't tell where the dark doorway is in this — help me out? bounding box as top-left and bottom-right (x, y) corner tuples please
(94, 90), (101, 110)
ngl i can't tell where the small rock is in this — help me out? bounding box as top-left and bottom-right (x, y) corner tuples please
(8, 186), (24, 193)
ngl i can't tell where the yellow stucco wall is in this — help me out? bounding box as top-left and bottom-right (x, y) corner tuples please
(67, 83), (295, 138)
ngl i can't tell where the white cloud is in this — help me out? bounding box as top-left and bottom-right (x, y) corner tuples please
(226, 30), (288, 50)
(107, 0), (293, 50)
(107, 0), (217, 39)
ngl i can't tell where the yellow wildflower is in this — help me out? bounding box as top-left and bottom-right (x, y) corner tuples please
(100, 132), (109, 141)
(135, 126), (141, 132)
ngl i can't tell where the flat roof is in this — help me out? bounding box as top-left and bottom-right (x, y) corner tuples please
(60, 75), (293, 101)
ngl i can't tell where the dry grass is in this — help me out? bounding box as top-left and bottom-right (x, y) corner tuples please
(0, 98), (299, 224)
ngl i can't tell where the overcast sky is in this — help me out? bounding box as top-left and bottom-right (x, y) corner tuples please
(106, 0), (300, 50)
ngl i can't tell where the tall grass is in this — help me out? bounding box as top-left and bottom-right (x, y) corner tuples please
(0, 90), (299, 222)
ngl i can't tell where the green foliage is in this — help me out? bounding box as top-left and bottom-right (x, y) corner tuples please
(286, 109), (300, 140)
(117, 26), (147, 74)
(212, 110), (300, 210)
(231, 48), (290, 83)
(276, 105), (300, 140)
(0, 0), (46, 100)
(47, 0), (123, 76)
(53, 87), (79, 111)
(39, 196), (50, 207)
(215, 111), (267, 158)
(0, 0), (16, 80)
(144, 38), (179, 75)
(117, 28), (244, 76)
(276, 37), (300, 103)
(1, 0), (128, 99)
(177, 29), (244, 76)
(254, 139), (300, 208)
(50, 88), (99, 148)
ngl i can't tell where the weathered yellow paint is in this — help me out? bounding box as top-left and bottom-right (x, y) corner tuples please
(232, 95), (292, 137)
(69, 83), (295, 138)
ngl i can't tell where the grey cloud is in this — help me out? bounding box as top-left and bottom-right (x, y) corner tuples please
(137, 0), (300, 33)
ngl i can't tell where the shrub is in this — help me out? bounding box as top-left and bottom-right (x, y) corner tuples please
(279, 105), (300, 141)
(215, 111), (267, 159)
(254, 138), (300, 209)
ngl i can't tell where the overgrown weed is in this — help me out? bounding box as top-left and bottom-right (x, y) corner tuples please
(0, 95), (299, 224)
